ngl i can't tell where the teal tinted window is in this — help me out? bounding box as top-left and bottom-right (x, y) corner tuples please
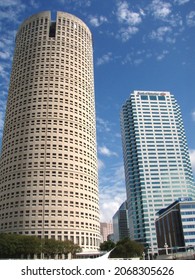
(158, 96), (165, 100)
(149, 96), (157, 100)
(141, 95), (148, 100)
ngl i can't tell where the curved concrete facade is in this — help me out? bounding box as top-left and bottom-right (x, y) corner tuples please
(0, 11), (100, 251)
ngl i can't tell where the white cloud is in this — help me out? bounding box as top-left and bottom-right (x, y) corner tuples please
(98, 145), (118, 157)
(116, 1), (142, 42)
(0, 99), (7, 109)
(0, 51), (11, 60)
(118, 26), (139, 42)
(189, 149), (195, 174)
(99, 163), (126, 222)
(96, 52), (112, 66)
(99, 163), (125, 192)
(122, 53), (132, 64)
(57, 0), (91, 7)
(100, 198), (125, 223)
(96, 117), (111, 132)
(0, 64), (10, 82)
(0, 111), (5, 131)
(115, 133), (121, 138)
(192, 111), (195, 121)
(0, 10), (17, 21)
(0, 107), (6, 140)
(149, 0), (172, 20)
(0, 33), (16, 48)
(166, 37), (176, 44)
(0, 0), (28, 100)
(174, 0), (190, 5)
(29, 0), (40, 9)
(186, 11), (195, 27)
(114, 165), (125, 181)
(0, 90), (8, 97)
(156, 50), (169, 60)
(98, 158), (105, 171)
(0, 0), (25, 22)
(0, 0), (20, 6)
(89, 15), (108, 27)
(117, 1), (142, 25)
(122, 49), (146, 65)
(150, 26), (172, 41)
(134, 58), (143, 65)
(0, 32), (16, 65)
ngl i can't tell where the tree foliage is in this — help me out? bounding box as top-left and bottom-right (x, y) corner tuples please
(109, 238), (144, 259)
(100, 240), (115, 251)
(0, 233), (81, 259)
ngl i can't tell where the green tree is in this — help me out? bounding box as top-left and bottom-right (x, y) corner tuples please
(109, 237), (144, 259)
(0, 234), (42, 259)
(63, 240), (82, 258)
(42, 238), (82, 259)
(0, 233), (17, 258)
(0, 234), (81, 259)
(100, 240), (115, 251)
(14, 235), (41, 258)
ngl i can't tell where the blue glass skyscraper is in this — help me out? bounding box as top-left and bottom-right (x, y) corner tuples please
(120, 91), (195, 254)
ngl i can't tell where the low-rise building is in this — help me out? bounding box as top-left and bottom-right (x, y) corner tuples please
(155, 198), (195, 254)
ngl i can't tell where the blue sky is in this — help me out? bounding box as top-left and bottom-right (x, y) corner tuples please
(0, 0), (195, 222)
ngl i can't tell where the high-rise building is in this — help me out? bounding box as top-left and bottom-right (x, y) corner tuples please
(100, 222), (113, 242)
(0, 11), (100, 252)
(112, 201), (129, 242)
(120, 90), (195, 254)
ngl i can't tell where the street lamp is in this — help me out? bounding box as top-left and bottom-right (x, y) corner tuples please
(147, 247), (151, 260)
(164, 243), (169, 255)
(145, 244), (151, 260)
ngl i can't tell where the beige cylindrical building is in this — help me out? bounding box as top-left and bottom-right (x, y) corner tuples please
(0, 11), (100, 252)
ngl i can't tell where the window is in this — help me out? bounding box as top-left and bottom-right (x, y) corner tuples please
(141, 95), (148, 100)
(158, 96), (165, 101)
(149, 96), (157, 100)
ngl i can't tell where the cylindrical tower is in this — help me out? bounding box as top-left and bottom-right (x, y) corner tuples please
(0, 11), (100, 252)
